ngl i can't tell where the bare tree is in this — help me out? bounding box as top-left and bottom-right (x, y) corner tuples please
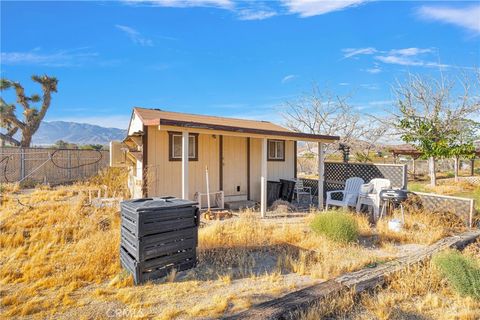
(283, 84), (388, 164)
(0, 75), (58, 147)
(352, 122), (390, 162)
(283, 85), (363, 157)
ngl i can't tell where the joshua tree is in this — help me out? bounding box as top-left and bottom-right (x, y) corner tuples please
(0, 75), (58, 147)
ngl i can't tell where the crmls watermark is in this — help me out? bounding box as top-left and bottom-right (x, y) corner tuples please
(106, 307), (145, 318)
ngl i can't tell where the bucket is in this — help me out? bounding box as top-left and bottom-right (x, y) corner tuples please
(388, 219), (403, 232)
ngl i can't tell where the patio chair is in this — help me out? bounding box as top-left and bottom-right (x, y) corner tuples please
(325, 177), (364, 210)
(355, 178), (391, 219)
(294, 179), (312, 204)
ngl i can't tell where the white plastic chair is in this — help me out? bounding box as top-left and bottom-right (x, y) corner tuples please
(325, 177), (364, 210)
(356, 178), (391, 219)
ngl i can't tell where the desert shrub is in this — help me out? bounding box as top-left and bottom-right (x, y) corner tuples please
(433, 250), (480, 299)
(88, 167), (129, 198)
(310, 211), (359, 243)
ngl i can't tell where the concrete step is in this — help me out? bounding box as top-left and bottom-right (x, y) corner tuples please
(224, 200), (257, 211)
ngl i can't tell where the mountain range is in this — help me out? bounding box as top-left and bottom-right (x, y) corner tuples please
(30, 121), (126, 146)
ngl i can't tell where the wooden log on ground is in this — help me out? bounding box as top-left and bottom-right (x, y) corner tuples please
(226, 230), (480, 320)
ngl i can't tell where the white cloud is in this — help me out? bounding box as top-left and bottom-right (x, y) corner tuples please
(417, 5), (480, 35)
(124, 0), (233, 9)
(281, 74), (297, 83)
(0, 48), (98, 67)
(388, 48), (432, 56)
(365, 67), (382, 74)
(375, 55), (424, 66)
(341, 46), (451, 69)
(237, 9), (277, 20)
(368, 100), (393, 106)
(338, 82), (350, 86)
(124, 0), (370, 20)
(115, 25), (154, 46)
(360, 83), (378, 90)
(342, 47), (377, 58)
(375, 48), (450, 69)
(283, 0), (368, 17)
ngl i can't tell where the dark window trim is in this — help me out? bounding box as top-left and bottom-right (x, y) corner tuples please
(267, 139), (285, 162)
(168, 131), (199, 161)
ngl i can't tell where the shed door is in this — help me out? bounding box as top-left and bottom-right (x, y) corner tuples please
(222, 136), (248, 199)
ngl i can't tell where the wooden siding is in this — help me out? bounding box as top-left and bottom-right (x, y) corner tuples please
(144, 128), (295, 201)
(128, 112), (144, 135)
(249, 138), (295, 202)
(222, 136), (248, 198)
(146, 127), (220, 199)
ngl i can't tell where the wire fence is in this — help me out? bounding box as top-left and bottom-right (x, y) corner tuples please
(0, 147), (109, 185)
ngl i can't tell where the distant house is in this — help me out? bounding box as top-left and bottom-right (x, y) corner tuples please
(111, 108), (339, 215)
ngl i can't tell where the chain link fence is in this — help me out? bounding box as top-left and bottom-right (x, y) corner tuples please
(0, 147), (109, 185)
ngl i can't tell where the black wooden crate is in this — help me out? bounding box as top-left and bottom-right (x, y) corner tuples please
(121, 197), (199, 237)
(120, 246), (196, 284)
(121, 226), (198, 261)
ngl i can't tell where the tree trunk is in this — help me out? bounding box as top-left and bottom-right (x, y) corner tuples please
(471, 159), (475, 176)
(428, 156), (436, 187)
(20, 130), (32, 147)
(453, 156), (459, 182)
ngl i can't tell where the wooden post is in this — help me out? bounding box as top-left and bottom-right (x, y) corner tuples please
(67, 150), (72, 180)
(471, 158), (475, 176)
(260, 138), (267, 218)
(412, 157), (417, 181)
(182, 131), (189, 200)
(20, 148), (25, 181)
(318, 142), (324, 210)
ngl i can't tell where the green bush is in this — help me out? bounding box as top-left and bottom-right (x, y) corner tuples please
(433, 250), (480, 299)
(310, 211), (359, 243)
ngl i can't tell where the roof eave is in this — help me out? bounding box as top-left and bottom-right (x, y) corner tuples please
(151, 118), (339, 142)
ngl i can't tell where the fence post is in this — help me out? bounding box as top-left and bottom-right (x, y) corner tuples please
(20, 148), (25, 181)
(68, 150), (72, 180)
(402, 164), (408, 190)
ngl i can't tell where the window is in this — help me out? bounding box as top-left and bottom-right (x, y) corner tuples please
(268, 139), (285, 161)
(169, 132), (199, 161)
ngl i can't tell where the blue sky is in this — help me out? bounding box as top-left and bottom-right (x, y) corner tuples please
(1, 0), (479, 129)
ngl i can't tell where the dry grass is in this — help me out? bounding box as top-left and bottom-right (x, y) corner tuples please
(299, 241), (480, 320)
(376, 210), (466, 245)
(0, 172), (473, 319)
(423, 180), (478, 196)
(0, 169), (128, 318)
(199, 211), (383, 280)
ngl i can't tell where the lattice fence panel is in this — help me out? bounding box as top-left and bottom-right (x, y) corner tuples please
(301, 162), (407, 197)
(324, 162), (406, 189)
(412, 192), (475, 227)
